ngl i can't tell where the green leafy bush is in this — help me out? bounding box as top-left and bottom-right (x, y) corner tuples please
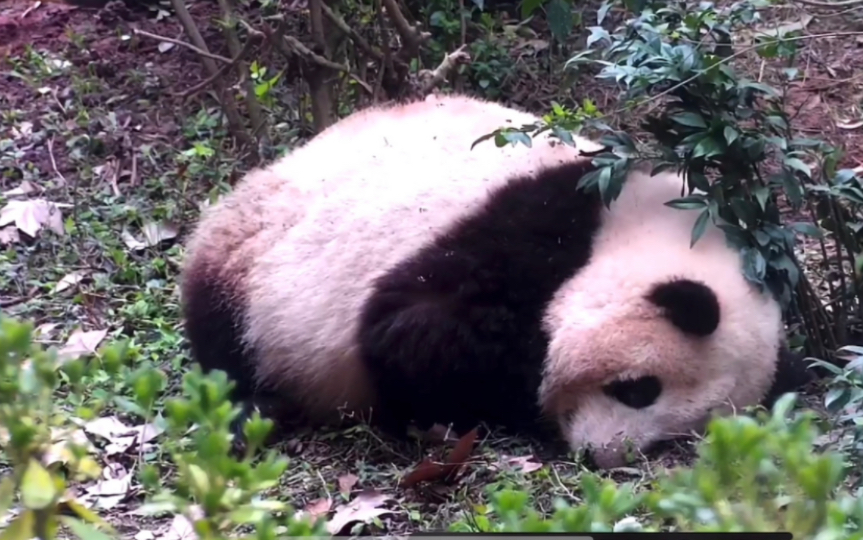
(453, 395), (863, 537)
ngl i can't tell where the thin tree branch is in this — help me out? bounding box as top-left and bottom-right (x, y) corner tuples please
(131, 28), (233, 63)
(320, 2), (384, 61)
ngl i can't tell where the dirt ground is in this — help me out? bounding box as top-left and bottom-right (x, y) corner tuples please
(1, 0), (862, 537)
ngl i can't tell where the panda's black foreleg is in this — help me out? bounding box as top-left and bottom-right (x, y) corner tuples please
(357, 265), (545, 438)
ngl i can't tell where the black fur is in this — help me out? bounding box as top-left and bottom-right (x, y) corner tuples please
(180, 264), (278, 446)
(646, 278), (721, 337)
(602, 376), (663, 409)
(181, 266), (257, 404)
(356, 160), (604, 437)
(761, 345), (815, 408)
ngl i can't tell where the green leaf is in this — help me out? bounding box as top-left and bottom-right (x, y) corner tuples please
(784, 157), (811, 178)
(21, 458), (57, 510)
(790, 222), (823, 238)
(586, 26), (611, 47)
(753, 185), (771, 210)
(665, 196), (707, 210)
(521, 0), (545, 18)
(547, 0), (573, 42)
(692, 136), (722, 158)
(723, 126), (739, 145)
(691, 208), (711, 247)
(59, 517), (116, 540)
(597, 0), (612, 23)
(0, 510), (34, 540)
(671, 112), (707, 129)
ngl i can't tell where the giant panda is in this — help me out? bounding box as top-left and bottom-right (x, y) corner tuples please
(179, 93), (811, 469)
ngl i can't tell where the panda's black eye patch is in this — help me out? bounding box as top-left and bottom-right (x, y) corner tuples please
(602, 376), (662, 409)
(646, 278), (720, 337)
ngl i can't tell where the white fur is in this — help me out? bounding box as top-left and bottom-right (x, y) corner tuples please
(183, 93), (783, 468)
(539, 168), (782, 468)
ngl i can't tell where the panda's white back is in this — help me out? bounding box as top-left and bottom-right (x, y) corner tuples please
(238, 94), (603, 418)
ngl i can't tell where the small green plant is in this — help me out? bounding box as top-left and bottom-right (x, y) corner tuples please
(0, 315), (327, 540)
(0, 316), (131, 539)
(453, 394), (863, 536)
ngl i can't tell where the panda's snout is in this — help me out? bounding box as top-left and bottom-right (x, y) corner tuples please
(601, 375), (663, 409)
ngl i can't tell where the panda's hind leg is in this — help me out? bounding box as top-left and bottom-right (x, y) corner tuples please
(180, 258), (271, 451)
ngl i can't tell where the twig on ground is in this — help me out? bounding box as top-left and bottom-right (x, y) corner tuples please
(131, 28), (233, 63)
(793, 0), (863, 7)
(176, 36), (256, 97)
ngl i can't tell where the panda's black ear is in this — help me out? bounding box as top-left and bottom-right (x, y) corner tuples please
(646, 278), (720, 337)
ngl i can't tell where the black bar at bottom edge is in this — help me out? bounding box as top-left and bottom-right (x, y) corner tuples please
(404, 534), (794, 539)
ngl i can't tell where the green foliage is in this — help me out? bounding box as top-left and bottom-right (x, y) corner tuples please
(475, 0), (863, 357)
(452, 395), (863, 537)
(0, 316), (128, 539)
(0, 315), (324, 540)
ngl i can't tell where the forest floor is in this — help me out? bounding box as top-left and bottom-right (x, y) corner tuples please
(0, 0), (862, 537)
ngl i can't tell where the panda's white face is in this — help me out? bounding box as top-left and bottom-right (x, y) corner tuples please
(537, 169), (784, 468)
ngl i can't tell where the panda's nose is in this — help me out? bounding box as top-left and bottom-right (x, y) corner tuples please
(582, 446), (627, 470)
(602, 375), (662, 409)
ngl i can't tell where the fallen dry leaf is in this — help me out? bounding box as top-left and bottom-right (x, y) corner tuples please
(142, 220), (179, 246)
(83, 416), (130, 441)
(160, 513), (197, 540)
(0, 198), (65, 238)
(54, 270), (90, 294)
(504, 455), (543, 473)
(338, 473), (358, 497)
(33, 322), (59, 342)
(299, 497), (332, 521)
(399, 427), (478, 488)
(0, 226), (20, 245)
(42, 426), (96, 466)
(121, 228), (148, 251)
(57, 328), (108, 362)
(2, 181), (36, 198)
(326, 490), (393, 534)
(84, 465), (134, 510)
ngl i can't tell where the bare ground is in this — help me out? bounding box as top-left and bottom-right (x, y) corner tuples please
(0, 0), (860, 537)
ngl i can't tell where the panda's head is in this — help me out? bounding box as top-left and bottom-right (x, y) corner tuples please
(537, 168), (786, 469)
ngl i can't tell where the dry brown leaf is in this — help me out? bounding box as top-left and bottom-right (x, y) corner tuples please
(326, 490), (393, 534)
(504, 455), (543, 473)
(160, 514), (197, 540)
(57, 329), (108, 362)
(2, 181), (36, 198)
(142, 220), (179, 246)
(83, 416), (131, 440)
(338, 473), (358, 496)
(42, 426), (95, 466)
(0, 198), (65, 238)
(121, 228), (148, 251)
(85, 466), (134, 510)
(299, 497), (332, 521)
(54, 270), (90, 294)
(0, 226), (20, 245)
(33, 323), (58, 342)
(400, 427), (478, 488)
